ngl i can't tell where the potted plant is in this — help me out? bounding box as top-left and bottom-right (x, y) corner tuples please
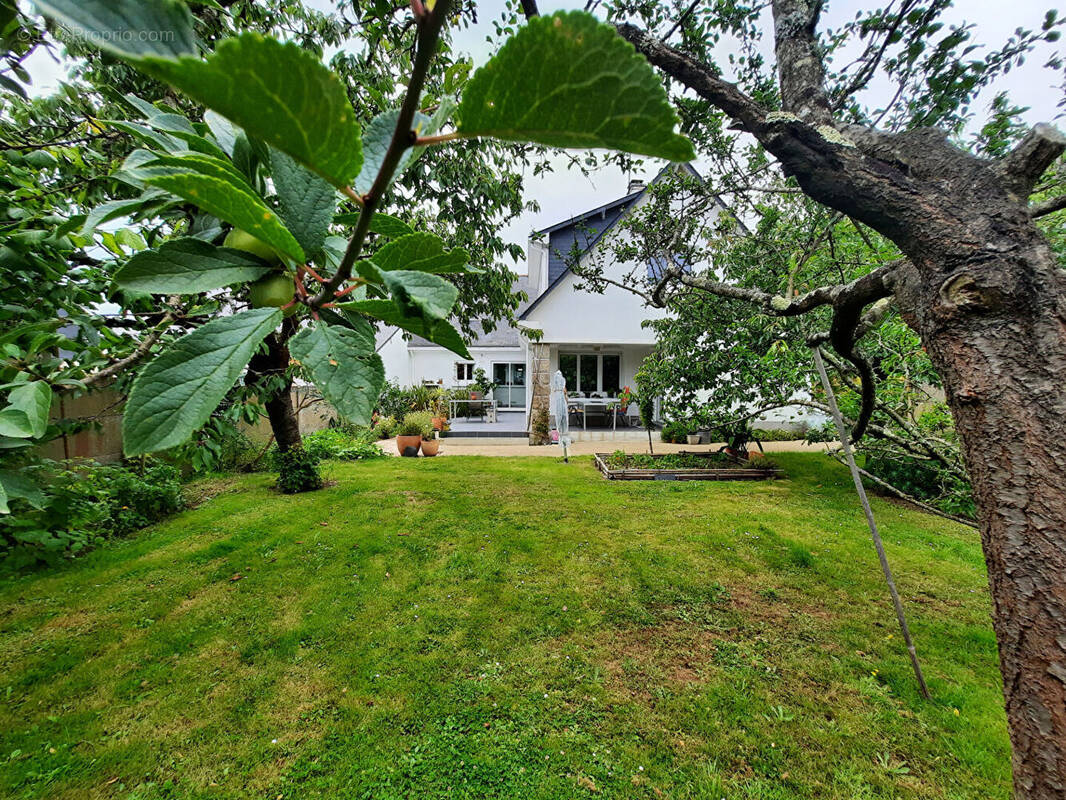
(396, 412), (432, 456)
(420, 427), (440, 456)
(686, 430), (702, 446)
(429, 391), (448, 432)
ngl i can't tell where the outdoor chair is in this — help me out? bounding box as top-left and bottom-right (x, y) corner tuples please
(584, 402), (608, 427)
(465, 391), (487, 420)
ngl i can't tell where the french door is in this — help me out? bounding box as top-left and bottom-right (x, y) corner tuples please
(492, 362), (526, 409)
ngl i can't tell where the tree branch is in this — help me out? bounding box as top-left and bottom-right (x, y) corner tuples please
(615, 23), (768, 131)
(1030, 194), (1066, 219)
(998, 123), (1066, 198)
(75, 297), (182, 392)
(518, 0), (539, 19)
(771, 0), (833, 123)
(311, 0), (452, 306)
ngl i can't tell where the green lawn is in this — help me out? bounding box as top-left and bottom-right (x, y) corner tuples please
(0, 453), (1009, 799)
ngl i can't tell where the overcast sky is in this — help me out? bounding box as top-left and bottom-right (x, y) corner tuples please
(22, 0), (1065, 271)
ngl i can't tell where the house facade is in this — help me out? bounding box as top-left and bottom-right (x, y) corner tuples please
(376, 165), (820, 440)
(377, 170), (678, 434)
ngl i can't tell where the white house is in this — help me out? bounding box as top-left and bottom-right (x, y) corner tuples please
(377, 165), (821, 441)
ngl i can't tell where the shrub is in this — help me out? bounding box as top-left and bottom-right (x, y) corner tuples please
(660, 419), (693, 443)
(374, 415), (397, 439)
(0, 459), (184, 566)
(302, 428), (384, 461)
(398, 411), (434, 438)
(273, 446), (323, 494)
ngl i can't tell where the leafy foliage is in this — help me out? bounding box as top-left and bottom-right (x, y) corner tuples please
(0, 458), (183, 566)
(123, 309), (282, 456)
(458, 12), (694, 162)
(273, 446), (323, 494)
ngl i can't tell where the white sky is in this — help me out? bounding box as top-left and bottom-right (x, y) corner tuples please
(21, 0), (1065, 270)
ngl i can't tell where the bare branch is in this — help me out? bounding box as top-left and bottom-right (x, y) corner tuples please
(998, 123), (1066, 198)
(615, 23), (768, 131)
(1030, 194), (1066, 219)
(518, 0), (539, 20)
(75, 297), (183, 393)
(771, 0), (833, 123)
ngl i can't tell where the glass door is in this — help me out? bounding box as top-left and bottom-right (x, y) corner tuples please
(492, 362), (526, 409)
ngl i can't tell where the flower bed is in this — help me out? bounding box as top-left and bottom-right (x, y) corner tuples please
(594, 450), (784, 481)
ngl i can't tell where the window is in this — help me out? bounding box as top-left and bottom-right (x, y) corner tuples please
(559, 352), (622, 395)
(602, 354), (620, 396)
(456, 362), (475, 382)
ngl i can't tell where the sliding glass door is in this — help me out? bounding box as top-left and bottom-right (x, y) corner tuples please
(492, 362), (526, 409)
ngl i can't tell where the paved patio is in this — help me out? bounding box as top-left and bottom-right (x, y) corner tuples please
(378, 438), (830, 457)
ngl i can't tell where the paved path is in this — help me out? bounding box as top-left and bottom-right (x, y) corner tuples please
(377, 438), (831, 458)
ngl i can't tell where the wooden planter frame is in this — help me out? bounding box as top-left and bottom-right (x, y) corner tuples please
(594, 451), (784, 482)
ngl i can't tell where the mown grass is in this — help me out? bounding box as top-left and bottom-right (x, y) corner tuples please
(0, 453), (1008, 799)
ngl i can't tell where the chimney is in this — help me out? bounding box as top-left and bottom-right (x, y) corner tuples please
(627, 178), (646, 194)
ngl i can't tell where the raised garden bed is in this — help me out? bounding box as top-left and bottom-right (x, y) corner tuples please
(594, 450), (785, 481)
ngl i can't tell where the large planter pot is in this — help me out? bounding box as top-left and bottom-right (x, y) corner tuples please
(431, 416), (446, 431)
(686, 433), (702, 446)
(396, 434), (421, 456)
(420, 438), (440, 457)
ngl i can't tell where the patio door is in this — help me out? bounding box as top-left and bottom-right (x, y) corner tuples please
(492, 362), (526, 409)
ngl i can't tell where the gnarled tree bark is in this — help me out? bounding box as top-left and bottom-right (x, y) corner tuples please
(619, 0), (1066, 792)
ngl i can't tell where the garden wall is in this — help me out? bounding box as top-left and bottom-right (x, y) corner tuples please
(39, 387), (335, 464)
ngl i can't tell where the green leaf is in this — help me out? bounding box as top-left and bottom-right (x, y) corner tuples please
(141, 155), (304, 262)
(0, 408), (32, 439)
(80, 190), (172, 236)
(114, 238), (275, 294)
(123, 308), (281, 455)
(0, 470), (45, 511)
(7, 382), (51, 439)
(367, 213), (414, 238)
(380, 270), (459, 325)
(269, 148), (336, 260)
(354, 109), (433, 195)
(33, 0), (197, 60)
(458, 11), (694, 162)
(141, 34), (363, 187)
(344, 299), (471, 359)
(370, 232), (477, 274)
(289, 321), (384, 426)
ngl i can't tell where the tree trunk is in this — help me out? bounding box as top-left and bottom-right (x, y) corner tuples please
(246, 320), (302, 453)
(892, 221), (1066, 797)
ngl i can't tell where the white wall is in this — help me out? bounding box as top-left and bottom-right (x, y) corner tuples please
(378, 333), (527, 397)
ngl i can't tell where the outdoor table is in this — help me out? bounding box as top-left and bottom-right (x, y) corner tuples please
(567, 397), (630, 430)
(449, 397), (498, 423)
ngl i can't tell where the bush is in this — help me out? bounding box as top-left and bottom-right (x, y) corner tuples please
(660, 419), (693, 443)
(302, 428), (384, 461)
(751, 427), (805, 442)
(398, 411), (434, 438)
(0, 459), (184, 566)
(865, 453), (975, 519)
(273, 446), (323, 494)
(374, 415), (397, 439)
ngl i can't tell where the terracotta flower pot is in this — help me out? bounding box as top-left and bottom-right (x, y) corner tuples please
(420, 438), (440, 457)
(431, 416), (445, 431)
(396, 434), (421, 456)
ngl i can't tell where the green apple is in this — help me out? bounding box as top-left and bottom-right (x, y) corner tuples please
(248, 272), (295, 308)
(224, 228), (281, 265)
